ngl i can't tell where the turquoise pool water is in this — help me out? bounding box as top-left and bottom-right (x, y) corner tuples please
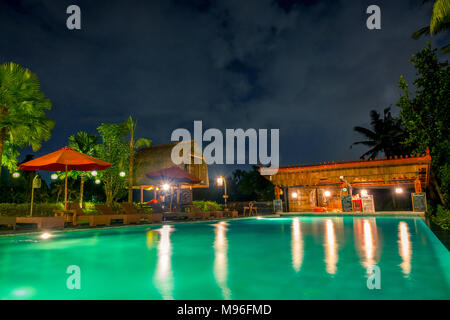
(0, 216), (449, 299)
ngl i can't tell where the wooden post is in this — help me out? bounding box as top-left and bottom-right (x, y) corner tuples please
(140, 186), (144, 207)
(64, 164), (68, 210)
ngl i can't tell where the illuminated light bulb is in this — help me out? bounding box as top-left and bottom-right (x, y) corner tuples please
(95, 179), (101, 184)
(324, 190), (331, 197)
(395, 187), (403, 194)
(163, 184), (170, 191)
(50, 173), (58, 180)
(361, 189), (368, 197)
(12, 172), (20, 178)
(119, 171), (126, 177)
(292, 192), (298, 199)
(40, 232), (52, 240)
(91, 171), (98, 176)
(217, 177), (223, 186)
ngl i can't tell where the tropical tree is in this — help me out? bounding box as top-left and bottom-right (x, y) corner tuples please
(68, 131), (99, 208)
(0, 62), (54, 177)
(412, 0), (450, 53)
(95, 122), (129, 205)
(396, 44), (449, 206)
(125, 116), (151, 203)
(351, 107), (408, 159)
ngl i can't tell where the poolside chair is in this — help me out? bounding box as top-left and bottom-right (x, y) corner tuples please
(120, 203), (162, 224)
(243, 201), (258, 216)
(206, 204), (225, 219)
(95, 204), (140, 225)
(206, 204), (238, 218)
(67, 202), (111, 227)
(184, 204), (209, 220)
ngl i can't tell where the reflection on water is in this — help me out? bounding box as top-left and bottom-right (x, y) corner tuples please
(353, 218), (379, 268)
(291, 218), (304, 272)
(398, 221), (412, 276)
(324, 219), (338, 275)
(213, 221), (231, 299)
(154, 225), (174, 299)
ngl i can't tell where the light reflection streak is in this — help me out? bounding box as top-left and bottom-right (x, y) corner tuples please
(353, 218), (379, 269)
(291, 218), (304, 272)
(324, 219), (338, 274)
(398, 221), (412, 276)
(213, 221), (231, 299)
(154, 225), (174, 299)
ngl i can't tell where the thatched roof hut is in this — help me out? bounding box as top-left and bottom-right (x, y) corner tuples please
(133, 140), (209, 188)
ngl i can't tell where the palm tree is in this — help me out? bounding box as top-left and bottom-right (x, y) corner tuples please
(412, 0), (450, 53)
(68, 131), (98, 208)
(0, 62), (54, 178)
(125, 116), (151, 203)
(351, 107), (408, 159)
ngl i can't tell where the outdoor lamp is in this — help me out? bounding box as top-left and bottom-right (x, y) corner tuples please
(395, 187), (403, 194)
(162, 183), (170, 191)
(292, 192), (298, 199)
(361, 189), (368, 197)
(12, 172), (20, 178)
(91, 170), (98, 176)
(324, 190), (331, 197)
(119, 171), (126, 177)
(50, 173), (58, 180)
(217, 176), (223, 186)
(95, 179), (101, 184)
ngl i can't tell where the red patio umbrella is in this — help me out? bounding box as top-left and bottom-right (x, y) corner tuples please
(19, 146), (112, 210)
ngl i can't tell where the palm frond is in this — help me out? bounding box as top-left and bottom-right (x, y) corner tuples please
(430, 0), (450, 35)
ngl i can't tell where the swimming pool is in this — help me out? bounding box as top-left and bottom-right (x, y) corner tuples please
(0, 216), (449, 299)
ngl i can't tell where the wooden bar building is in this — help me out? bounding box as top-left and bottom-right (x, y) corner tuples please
(263, 149), (431, 212)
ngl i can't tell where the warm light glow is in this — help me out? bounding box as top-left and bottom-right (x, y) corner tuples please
(363, 220), (374, 268)
(291, 192), (298, 199)
(324, 190), (331, 197)
(50, 173), (58, 180)
(155, 225), (174, 300)
(162, 184), (170, 191)
(395, 187), (403, 194)
(91, 171), (98, 176)
(119, 171), (126, 177)
(95, 179), (101, 184)
(361, 189), (368, 197)
(12, 172), (20, 178)
(398, 221), (411, 276)
(40, 232), (52, 240)
(214, 221), (231, 299)
(324, 219), (338, 274)
(291, 218), (304, 272)
(217, 176), (223, 186)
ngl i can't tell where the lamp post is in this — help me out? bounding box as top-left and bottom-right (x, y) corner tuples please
(217, 176), (228, 209)
(30, 174), (41, 217)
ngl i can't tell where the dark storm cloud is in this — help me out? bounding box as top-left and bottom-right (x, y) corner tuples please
(0, 0), (446, 173)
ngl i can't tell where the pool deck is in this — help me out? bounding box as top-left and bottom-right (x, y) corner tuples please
(279, 211), (425, 217)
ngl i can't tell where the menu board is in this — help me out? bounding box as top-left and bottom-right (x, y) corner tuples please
(341, 195), (352, 212)
(412, 193), (427, 212)
(273, 200), (283, 213)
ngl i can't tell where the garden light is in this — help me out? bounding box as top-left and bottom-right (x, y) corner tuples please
(361, 189), (368, 197)
(217, 176), (223, 186)
(40, 233), (52, 240)
(91, 170), (98, 176)
(324, 190), (331, 197)
(12, 172), (20, 178)
(292, 192), (298, 199)
(162, 183), (170, 191)
(50, 173), (58, 180)
(119, 171), (126, 177)
(395, 187), (403, 194)
(95, 179), (101, 184)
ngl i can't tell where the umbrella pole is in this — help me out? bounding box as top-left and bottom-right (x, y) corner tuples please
(64, 165), (68, 210)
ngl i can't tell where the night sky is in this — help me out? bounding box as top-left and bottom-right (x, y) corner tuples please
(0, 0), (447, 176)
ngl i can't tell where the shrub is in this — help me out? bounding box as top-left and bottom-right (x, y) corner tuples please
(0, 203), (64, 217)
(193, 200), (223, 211)
(432, 205), (450, 231)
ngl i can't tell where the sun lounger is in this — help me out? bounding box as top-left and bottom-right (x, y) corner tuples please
(0, 217), (16, 230)
(66, 203), (111, 227)
(95, 204), (139, 225)
(185, 204), (210, 220)
(206, 204), (226, 219)
(120, 202), (163, 223)
(16, 217), (65, 230)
